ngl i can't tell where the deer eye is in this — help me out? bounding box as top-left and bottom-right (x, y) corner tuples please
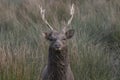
(62, 38), (66, 40)
(49, 37), (56, 41)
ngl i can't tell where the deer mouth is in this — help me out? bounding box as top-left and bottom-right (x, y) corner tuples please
(54, 47), (62, 51)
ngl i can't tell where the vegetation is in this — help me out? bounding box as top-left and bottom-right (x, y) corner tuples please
(0, 0), (120, 80)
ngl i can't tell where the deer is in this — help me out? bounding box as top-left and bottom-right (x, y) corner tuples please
(39, 4), (75, 80)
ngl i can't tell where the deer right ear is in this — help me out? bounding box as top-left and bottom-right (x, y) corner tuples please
(42, 32), (50, 40)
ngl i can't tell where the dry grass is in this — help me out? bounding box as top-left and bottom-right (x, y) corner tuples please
(0, 0), (120, 80)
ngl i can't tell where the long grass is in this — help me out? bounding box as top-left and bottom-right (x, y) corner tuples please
(0, 0), (120, 80)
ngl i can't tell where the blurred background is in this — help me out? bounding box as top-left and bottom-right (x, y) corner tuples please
(0, 0), (120, 80)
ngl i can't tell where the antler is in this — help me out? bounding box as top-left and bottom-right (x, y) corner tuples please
(63, 4), (75, 33)
(39, 5), (54, 30)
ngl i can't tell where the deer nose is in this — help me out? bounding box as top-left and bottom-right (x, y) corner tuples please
(53, 40), (62, 50)
(54, 43), (61, 49)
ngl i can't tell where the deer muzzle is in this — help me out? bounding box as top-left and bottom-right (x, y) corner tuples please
(53, 40), (63, 50)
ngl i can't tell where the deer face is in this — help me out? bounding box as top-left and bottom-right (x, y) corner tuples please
(43, 29), (74, 50)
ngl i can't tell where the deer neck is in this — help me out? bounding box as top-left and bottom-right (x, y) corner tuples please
(47, 46), (69, 80)
(48, 46), (69, 67)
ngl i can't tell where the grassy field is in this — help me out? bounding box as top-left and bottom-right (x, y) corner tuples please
(0, 0), (120, 80)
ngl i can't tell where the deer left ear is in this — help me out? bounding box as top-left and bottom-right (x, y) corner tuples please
(65, 29), (75, 39)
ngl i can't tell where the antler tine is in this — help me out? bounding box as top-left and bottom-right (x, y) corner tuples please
(63, 4), (75, 33)
(39, 5), (54, 31)
(67, 4), (75, 25)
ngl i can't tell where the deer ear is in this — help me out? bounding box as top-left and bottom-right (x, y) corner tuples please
(42, 32), (50, 40)
(65, 29), (75, 39)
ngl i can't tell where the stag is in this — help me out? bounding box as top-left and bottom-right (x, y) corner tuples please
(39, 4), (75, 80)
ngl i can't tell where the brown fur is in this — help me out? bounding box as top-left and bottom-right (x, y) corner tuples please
(42, 30), (74, 80)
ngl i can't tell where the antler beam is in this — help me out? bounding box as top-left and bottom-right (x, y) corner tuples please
(39, 5), (54, 30)
(63, 4), (75, 33)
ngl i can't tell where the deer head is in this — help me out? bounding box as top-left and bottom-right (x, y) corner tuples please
(39, 4), (75, 51)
